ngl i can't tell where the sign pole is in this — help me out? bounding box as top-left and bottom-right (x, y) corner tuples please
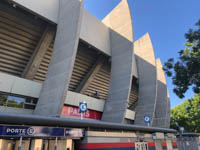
(79, 102), (87, 120)
(144, 115), (151, 127)
(54, 137), (57, 150)
(18, 136), (22, 150)
(81, 112), (83, 120)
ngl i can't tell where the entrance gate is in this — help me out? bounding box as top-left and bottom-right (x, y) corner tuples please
(0, 125), (84, 150)
(0, 139), (73, 150)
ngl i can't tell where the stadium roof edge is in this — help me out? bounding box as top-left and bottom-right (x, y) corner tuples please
(0, 113), (176, 133)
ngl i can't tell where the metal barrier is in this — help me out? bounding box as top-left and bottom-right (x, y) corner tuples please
(177, 133), (200, 150)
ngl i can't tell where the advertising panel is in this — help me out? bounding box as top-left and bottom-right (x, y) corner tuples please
(62, 105), (102, 120)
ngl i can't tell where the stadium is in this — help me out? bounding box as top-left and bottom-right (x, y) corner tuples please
(0, 0), (177, 149)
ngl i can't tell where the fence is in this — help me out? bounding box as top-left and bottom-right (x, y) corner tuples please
(177, 133), (200, 150)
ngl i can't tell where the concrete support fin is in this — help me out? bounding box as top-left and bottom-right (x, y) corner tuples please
(102, 0), (134, 123)
(153, 59), (170, 128)
(22, 25), (56, 80)
(75, 55), (105, 93)
(166, 89), (171, 127)
(34, 0), (84, 116)
(102, 0), (138, 78)
(102, 0), (133, 42)
(102, 30), (133, 123)
(134, 33), (157, 126)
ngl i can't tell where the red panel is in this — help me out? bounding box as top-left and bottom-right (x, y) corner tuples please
(77, 143), (135, 149)
(172, 142), (177, 146)
(162, 142), (167, 146)
(61, 105), (102, 120)
(87, 143), (135, 148)
(148, 142), (155, 147)
(77, 144), (88, 149)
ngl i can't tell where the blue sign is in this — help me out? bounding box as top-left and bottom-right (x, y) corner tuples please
(0, 125), (84, 138)
(144, 115), (151, 123)
(79, 102), (87, 113)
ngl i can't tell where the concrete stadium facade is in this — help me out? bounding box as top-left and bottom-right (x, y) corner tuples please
(0, 0), (176, 150)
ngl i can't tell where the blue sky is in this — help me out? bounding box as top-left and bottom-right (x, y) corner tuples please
(84, 0), (200, 108)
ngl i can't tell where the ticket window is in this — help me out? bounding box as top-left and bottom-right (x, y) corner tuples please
(42, 139), (73, 150)
(66, 139), (73, 150)
(30, 139), (43, 150)
(0, 140), (16, 150)
(0, 139), (30, 150)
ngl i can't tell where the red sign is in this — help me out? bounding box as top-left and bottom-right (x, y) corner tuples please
(61, 105), (102, 120)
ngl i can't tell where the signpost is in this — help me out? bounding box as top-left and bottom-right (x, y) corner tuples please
(18, 136), (22, 150)
(144, 115), (151, 127)
(54, 137), (58, 150)
(79, 102), (87, 120)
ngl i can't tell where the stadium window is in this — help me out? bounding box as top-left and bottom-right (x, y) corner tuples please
(24, 97), (37, 109)
(7, 96), (24, 108)
(0, 93), (38, 110)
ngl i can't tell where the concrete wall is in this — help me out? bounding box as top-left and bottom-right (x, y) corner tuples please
(0, 72), (106, 113)
(153, 59), (170, 128)
(80, 9), (111, 56)
(11, 0), (59, 23)
(0, 72), (41, 98)
(0, 71), (136, 119)
(0, 106), (33, 114)
(65, 91), (105, 112)
(134, 33), (157, 126)
(34, 0), (84, 116)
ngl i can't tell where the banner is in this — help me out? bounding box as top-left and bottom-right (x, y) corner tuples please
(0, 125), (84, 137)
(62, 105), (102, 120)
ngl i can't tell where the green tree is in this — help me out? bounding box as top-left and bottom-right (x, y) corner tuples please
(170, 95), (200, 133)
(7, 99), (24, 108)
(0, 95), (8, 106)
(163, 20), (200, 98)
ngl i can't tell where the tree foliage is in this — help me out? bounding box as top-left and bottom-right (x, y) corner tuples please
(163, 20), (200, 98)
(170, 95), (200, 133)
(0, 95), (7, 106)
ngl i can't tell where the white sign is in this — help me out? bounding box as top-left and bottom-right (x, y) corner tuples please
(79, 102), (87, 113)
(144, 115), (151, 123)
